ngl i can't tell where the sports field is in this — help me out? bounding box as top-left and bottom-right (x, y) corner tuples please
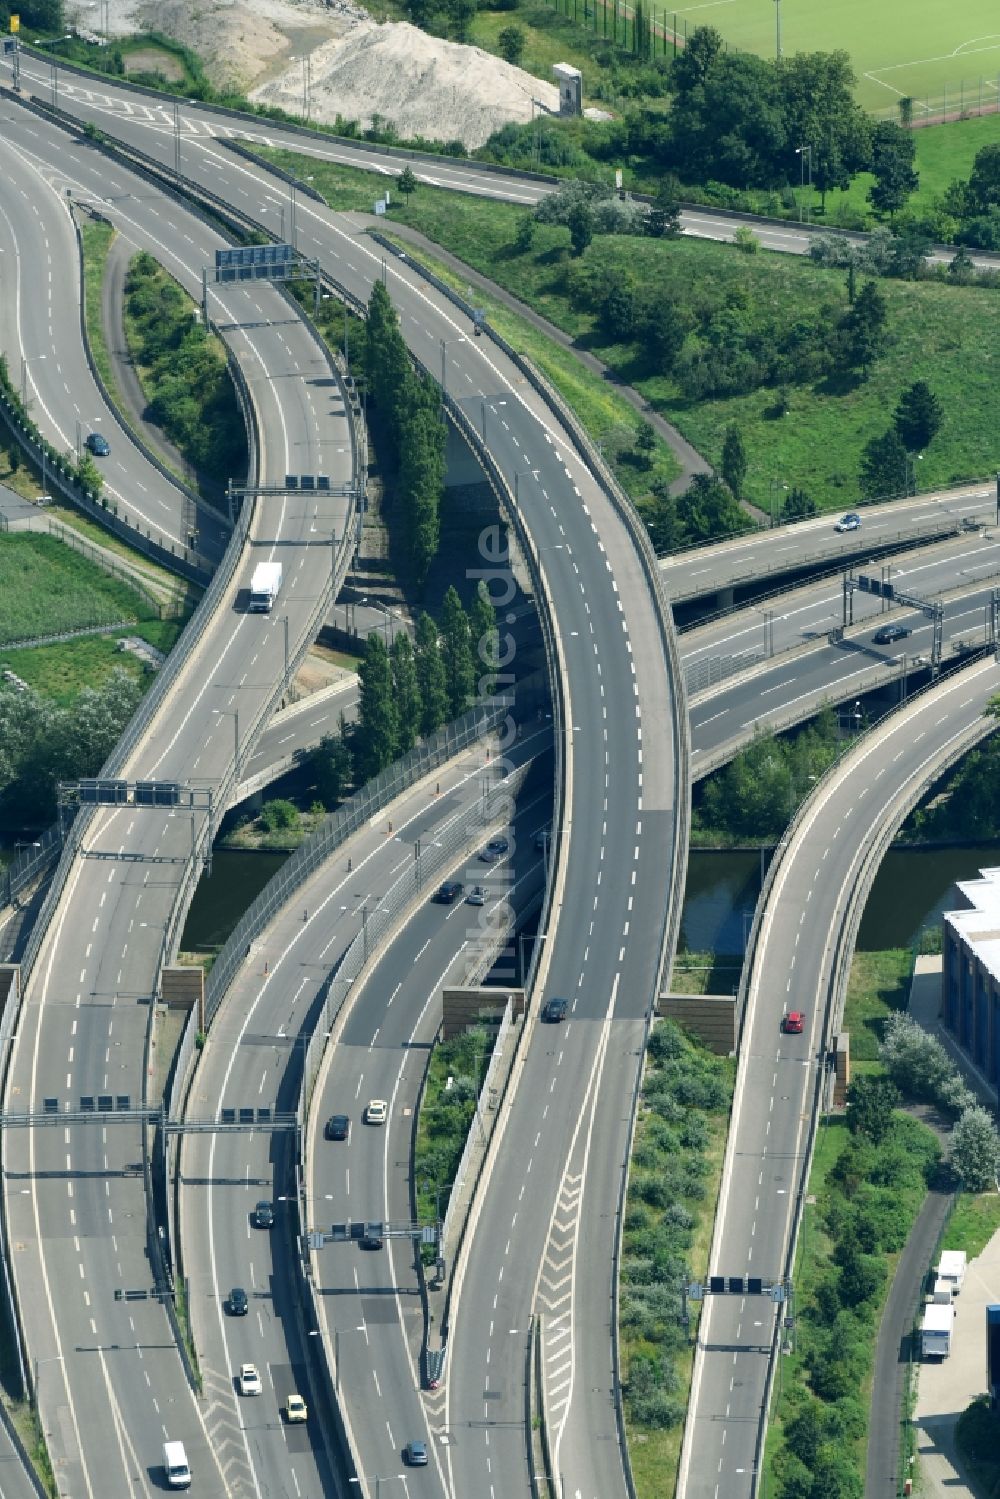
(672, 0), (1000, 115)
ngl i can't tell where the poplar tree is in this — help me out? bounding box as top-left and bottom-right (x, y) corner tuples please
(391, 632), (420, 754)
(356, 633), (398, 778)
(440, 586), (475, 717)
(415, 612), (449, 735)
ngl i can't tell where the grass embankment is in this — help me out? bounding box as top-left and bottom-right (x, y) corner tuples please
(670, 950), (743, 997)
(413, 1026), (493, 1243)
(0, 534), (187, 703)
(79, 218), (118, 399)
(122, 252), (246, 493)
(0, 533), (144, 646)
(620, 1021), (734, 1497)
(255, 146), (1000, 514)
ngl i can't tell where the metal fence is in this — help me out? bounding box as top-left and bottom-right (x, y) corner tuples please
(874, 76), (1000, 124)
(685, 649), (765, 697)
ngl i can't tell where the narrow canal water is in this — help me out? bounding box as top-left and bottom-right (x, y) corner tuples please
(681, 844), (1000, 956)
(176, 843), (1000, 965)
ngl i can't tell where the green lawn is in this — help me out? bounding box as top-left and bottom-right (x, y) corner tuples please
(0, 621), (183, 706)
(843, 949), (912, 1062)
(942, 1191), (1000, 1260)
(673, 0), (1000, 115)
(0, 534), (149, 646)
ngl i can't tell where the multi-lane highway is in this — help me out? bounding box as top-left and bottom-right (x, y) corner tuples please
(0, 102), (358, 1498)
(680, 655), (1000, 1497)
(0, 70), (686, 1499)
(4, 44), (998, 1499)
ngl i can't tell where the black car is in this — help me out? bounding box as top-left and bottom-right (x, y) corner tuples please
(253, 1200), (274, 1228)
(324, 1114), (350, 1141)
(433, 881), (463, 904)
(542, 997), (568, 1023)
(479, 837), (510, 863)
(872, 623), (912, 645)
(360, 1231), (384, 1251)
(228, 1287), (249, 1315)
(85, 432), (110, 456)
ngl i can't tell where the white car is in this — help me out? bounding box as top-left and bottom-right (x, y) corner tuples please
(365, 1098), (388, 1125)
(238, 1363), (262, 1396)
(286, 1393), (308, 1423)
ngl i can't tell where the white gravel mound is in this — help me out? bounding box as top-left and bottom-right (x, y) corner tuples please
(249, 19), (561, 149)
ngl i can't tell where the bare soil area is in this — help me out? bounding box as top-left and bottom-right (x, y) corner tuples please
(68, 0), (562, 147)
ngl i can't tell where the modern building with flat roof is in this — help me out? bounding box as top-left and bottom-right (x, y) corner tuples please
(942, 865), (1000, 1098)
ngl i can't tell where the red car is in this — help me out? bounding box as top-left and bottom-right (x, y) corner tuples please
(782, 1011), (805, 1034)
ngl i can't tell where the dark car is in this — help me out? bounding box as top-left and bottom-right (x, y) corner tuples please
(360, 1231), (384, 1251)
(542, 997), (568, 1023)
(782, 1011), (805, 1035)
(85, 432), (110, 457)
(253, 1200), (274, 1228)
(872, 623), (912, 645)
(478, 837), (510, 863)
(228, 1287), (249, 1315)
(404, 1440), (429, 1466)
(324, 1114), (350, 1141)
(433, 881), (463, 904)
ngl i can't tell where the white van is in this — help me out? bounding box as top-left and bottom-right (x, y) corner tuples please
(163, 1440), (191, 1488)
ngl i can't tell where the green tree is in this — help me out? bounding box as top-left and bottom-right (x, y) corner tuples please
(846, 1075), (900, 1143)
(784, 1399), (826, 1467)
(469, 580), (499, 688)
(868, 120), (918, 219)
(440, 586), (475, 717)
(641, 301), (688, 373)
(859, 427), (907, 499)
(949, 1105), (1000, 1192)
(513, 213), (535, 254)
(414, 611), (449, 735)
(893, 380), (942, 452)
(634, 421), (656, 470)
(497, 25), (525, 64)
(671, 24), (723, 94)
(567, 200), (594, 257)
(312, 731), (352, 809)
(783, 486), (816, 520)
(391, 632), (421, 755)
(601, 283), (637, 341)
(677, 473), (751, 543)
(733, 224), (759, 254)
(398, 394), (445, 586)
(356, 633), (399, 779)
(647, 176), (682, 239)
(397, 166), (418, 204)
(720, 424), (747, 499)
(259, 799), (299, 832)
(641, 480), (681, 553)
(839, 280), (887, 375)
(966, 142), (1000, 214)
(76, 451), (103, 497)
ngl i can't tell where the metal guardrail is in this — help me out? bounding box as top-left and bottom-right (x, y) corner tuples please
(685, 649), (766, 696)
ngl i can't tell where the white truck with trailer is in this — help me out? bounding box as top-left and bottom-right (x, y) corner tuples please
(248, 562), (282, 613)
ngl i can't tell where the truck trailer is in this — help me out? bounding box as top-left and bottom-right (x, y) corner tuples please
(248, 562), (282, 613)
(935, 1249), (967, 1297)
(921, 1301), (955, 1360)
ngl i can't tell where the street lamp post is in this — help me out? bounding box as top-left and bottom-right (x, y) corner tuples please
(768, 479), (788, 527)
(281, 613), (290, 688)
(440, 336), (465, 397)
(20, 353), (46, 408)
(213, 708), (240, 776)
(774, 0), (782, 60)
(795, 145), (813, 223)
